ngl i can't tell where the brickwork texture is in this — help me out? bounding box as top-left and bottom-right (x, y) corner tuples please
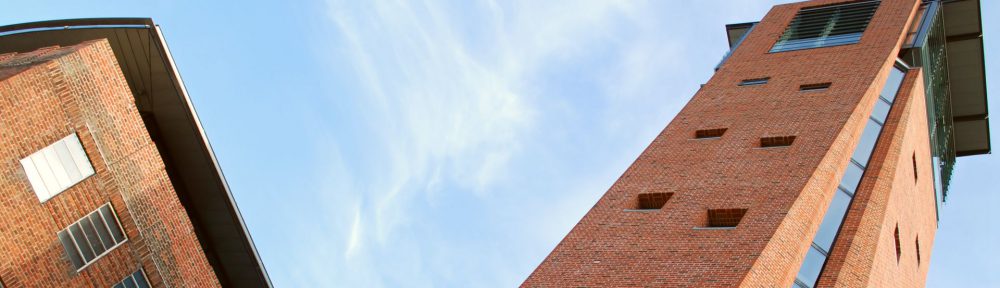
(0, 40), (220, 287)
(523, 0), (938, 287)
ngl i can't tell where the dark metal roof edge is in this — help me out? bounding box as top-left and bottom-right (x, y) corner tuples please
(0, 18), (154, 34)
(150, 24), (274, 287)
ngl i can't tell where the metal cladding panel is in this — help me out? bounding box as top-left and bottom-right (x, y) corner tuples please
(0, 18), (271, 287)
(942, 0), (990, 156)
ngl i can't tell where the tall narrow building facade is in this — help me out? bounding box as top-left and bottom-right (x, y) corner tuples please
(524, 0), (989, 287)
(0, 19), (270, 287)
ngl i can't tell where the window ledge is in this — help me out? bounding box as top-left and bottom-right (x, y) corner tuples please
(693, 226), (736, 230)
(623, 209), (659, 213)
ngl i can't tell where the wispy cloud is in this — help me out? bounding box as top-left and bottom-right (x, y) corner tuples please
(280, 0), (782, 287)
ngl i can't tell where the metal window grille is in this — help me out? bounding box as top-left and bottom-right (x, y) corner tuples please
(771, 0), (881, 52)
(57, 203), (127, 270)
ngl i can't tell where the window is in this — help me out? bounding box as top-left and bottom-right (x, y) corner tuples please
(113, 269), (151, 288)
(760, 136), (796, 148)
(894, 225), (901, 262)
(912, 153), (918, 182)
(915, 236), (921, 265)
(800, 83), (832, 91)
(634, 192), (672, 210)
(20, 133), (95, 202)
(695, 128), (727, 139)
(739, 77), (770, 86)
(771, 0), (881, 52)
(58, 203), (126, 270)
(792, 64), (908, 288)
(707, 208), (747, 228)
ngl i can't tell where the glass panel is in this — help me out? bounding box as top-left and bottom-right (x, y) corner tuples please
(90, 212), (115, 249)
(114, 284), (126, 288)
(851, 119), (882, 166)
(66, 134), (95, 178)
(871, 99), (891, 124)
(134, 270), (151, 288)
(19, 158), (48, 200)
(58, 230), (85, 269)
(80, 218), (106, 256)
(880, 66), (906, 102)
(122, 277), (138, 288)
(54, 141), (82, 183)
(840, 162), (864, 193)
(813, 190), (852, 251)
(796, 246), (827, 288)
(101, 205), (126, 243)
(42, 148), (71, 188)
(69, 223), (96, 262)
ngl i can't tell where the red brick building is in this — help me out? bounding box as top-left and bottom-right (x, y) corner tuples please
(0, 19), (270, 287)
(523, 0), (989, 287)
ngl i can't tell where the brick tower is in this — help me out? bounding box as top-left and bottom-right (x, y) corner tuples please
(523, 0), (989, 287)
(0, 20), (270, 287)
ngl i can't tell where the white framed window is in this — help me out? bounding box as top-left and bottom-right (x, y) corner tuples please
(20, 133), (95, 202)
(113, 269), (151, 288)
(57, 203), (127, 270)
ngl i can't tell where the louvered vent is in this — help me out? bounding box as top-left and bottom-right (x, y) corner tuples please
(771, 0), (881, 52)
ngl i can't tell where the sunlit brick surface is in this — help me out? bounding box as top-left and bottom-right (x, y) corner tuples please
(523, 0), (938, 287)
(0, 40), (219, 287)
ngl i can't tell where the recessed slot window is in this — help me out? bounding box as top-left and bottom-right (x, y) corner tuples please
(707, 208), (747, 228)
(894, 225), (901, 262)
(771, 0), (881, 53)
(20, 133), (95, 202)
(695, 128), (728, 139)
(800, 83), (832, 91)
(760, 136), (796, 148)
(58, 203), (127, 270)
(912, 153), (918, 182)
(739, 77), (770, 86)
(634, 192), (672, 210)
(113, 269), (151, 288)
(915, 237), (921, 265)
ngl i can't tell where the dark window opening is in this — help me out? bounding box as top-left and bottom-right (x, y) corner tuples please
(739, 77), (770, 86)
(800, 82), (832, 91)
(707, 208), (747, 228)
(771, 0), (881, 52)
(635, 192), (673, 210)
(894, 225), (902, 262)
(760, 136), (796, 148)
(915, 236), (921, 265)
(695, 128), (728, 139)
(912, 153), (918, 182)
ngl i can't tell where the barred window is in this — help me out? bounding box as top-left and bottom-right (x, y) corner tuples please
(113, 269), (151, 288)
(57, 204), (127, 270)
(772, 1), (881, 52)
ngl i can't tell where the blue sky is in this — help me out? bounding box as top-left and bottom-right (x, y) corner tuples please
(2, 1), (997, 287)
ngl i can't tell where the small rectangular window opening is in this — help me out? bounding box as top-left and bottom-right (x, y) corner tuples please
(894, 225), (902, 262)
(800, 83), (832, 91)
(707, 208), (747, 228)
(912, 153), (918, 182)
(695, 128), (728, 139)
(915, 236), (921, 265)
(635, 192), (672, 210)
(739, 77), (770, 86)
(760, 136), (796, 148)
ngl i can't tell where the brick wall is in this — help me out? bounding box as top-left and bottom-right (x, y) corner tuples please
(522, 0), (932, 287)
(0, 40), (219, 287)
